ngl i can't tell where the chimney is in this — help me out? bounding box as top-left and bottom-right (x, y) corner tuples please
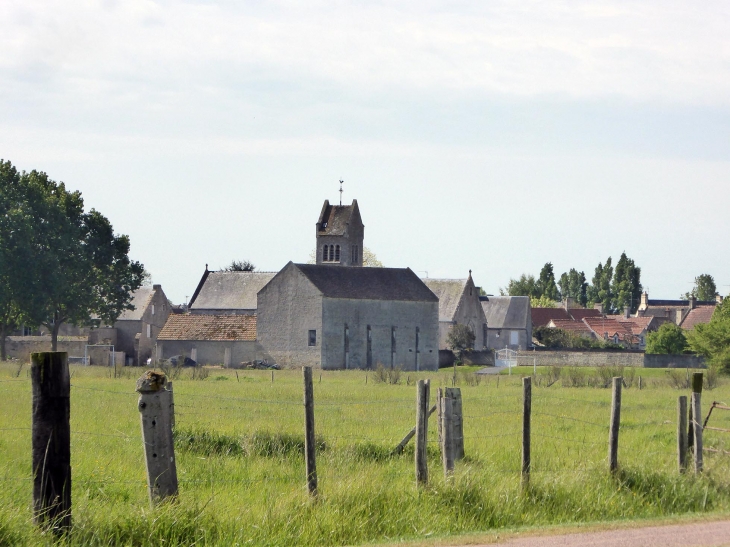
(623, 305), (630, 319)
(153, 284), (161, 291)
(563, 297), (575, 310)
(689, 295), (696, 310)
(718, 295), (724, 304)
(676, 309), (684, 325)
(593, 302), (603, 314)
(640, 291), (648, 310)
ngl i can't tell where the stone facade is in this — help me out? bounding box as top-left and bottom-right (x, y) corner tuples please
(315, 200), (364, 267)
(113, 285), (171, 365)
(481, 295), (532, 351)
(257, 262), (439, 370)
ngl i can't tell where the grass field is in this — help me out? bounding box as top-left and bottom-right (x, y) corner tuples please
(1, 362), (730, 546)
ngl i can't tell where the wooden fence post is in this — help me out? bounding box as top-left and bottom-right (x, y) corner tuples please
(415, 379), (430, 485)
(303, 366), (317, 496)
(445, 387), (464, 460)
(608, 376), (622, 473)
(136, 371), (178, 504)
(436, 387), (443, 446)
(691, 372), (703, 474)
(522, 376), (532, 488)
(441, 397), (455, 477)
(31, 352), (71, 533)
(677, 395), (688, 473)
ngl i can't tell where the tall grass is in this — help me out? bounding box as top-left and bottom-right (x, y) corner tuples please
(1, 363), (730, 546)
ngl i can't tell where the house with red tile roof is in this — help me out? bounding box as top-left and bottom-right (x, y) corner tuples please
(680, 305), (716, 331)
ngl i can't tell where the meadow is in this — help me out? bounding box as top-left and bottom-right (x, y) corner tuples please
(1, 361), (730, 546)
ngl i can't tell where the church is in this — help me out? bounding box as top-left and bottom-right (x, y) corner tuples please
(158, 198), (440, 370)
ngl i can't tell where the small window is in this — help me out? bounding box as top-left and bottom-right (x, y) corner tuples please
(330, 245), (335, 261)
(308, 330), (316, 346)
(146, 324), (151, 338)
(323, 245), (329, 261)
(335, 245), (340, 262)
(152, 304), (155, 315)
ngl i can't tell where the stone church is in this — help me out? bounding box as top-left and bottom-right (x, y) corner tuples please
(159, 198), (440, 370)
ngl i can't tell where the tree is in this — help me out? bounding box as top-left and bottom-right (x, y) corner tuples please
(224, 260), (256, 272)
(530, 295), (557, 308)
(587, 257), (613, 310)
(645, 323), (688, 355)
(684, 274), (718, 301)
(361, 248), (383, 267)
(610, 252), (641, 314)
(1, 163), (145, 351)
(502, 274), (539, 298)
(446, 324), (475, 358)
(687, 297), (730, 371)
(536, 262), (560, 301)
(558, 268), (588, 307)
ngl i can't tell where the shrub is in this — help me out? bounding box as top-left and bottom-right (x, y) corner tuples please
(373, 363), (402, 385)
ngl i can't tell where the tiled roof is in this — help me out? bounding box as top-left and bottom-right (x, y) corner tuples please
(481, 296), (531, 329)
(583, 316), (634, 340)
(117, 287), (155, 321)
(614, 316), (655, 335)
(158, 314), (257, 341)
(568, 309), (602, 321)
(422, 279), (467, 322)
(681, 305), (716, 331)
(531, 307), (571, 328)
(189, 271), (276, 311)
(548, 319), (593, 335)
(294, 264), (438, 302)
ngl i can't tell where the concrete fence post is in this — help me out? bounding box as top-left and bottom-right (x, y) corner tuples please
(137, 371), (178, 504)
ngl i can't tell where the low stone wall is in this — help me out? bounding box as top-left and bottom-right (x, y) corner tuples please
(5, 336), (88, 362)
(515, 350), (706, 368)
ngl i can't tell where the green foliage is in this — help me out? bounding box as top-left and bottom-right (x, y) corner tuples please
(587, 257), (613, 309)
(530, 295), (557, 308)
(502, 273), (538, 297)
(447, 324), (476, 355)
(533, 326), (625, 350)
(645, 323), (688, 355)
(684, 274), (718, 301)
(610, 252), (642, 314)
(361, 247), (383, 267)
(223, 260), (256, 271)
(558, 268), (588, 307)
(0, 160), (144, 350)
(687, 297), (730, 371)
(536, 262), (560, 301)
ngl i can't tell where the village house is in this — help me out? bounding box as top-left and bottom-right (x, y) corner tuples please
(188, 269), (276, 315)
(481, 296), (532, 350)
(636, 291), (721, 326)
(422, 272), (487, 350)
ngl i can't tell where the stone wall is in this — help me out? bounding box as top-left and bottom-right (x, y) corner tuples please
(157, 340), (270, 367)
(4, 336), (88, 362)
(515, 350), (706, 368)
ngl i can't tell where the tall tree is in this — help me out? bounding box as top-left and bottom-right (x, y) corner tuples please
(587, 257), (613, 311)
(683, 274), (718, 301)
(645, 323), (687, 355)
(558, 268), (588, 307)
(2, 164), (145, 350)
(610, 252), (642, 314)
(687, 297), (730, 371)
(502, 274), (539, 298)
(536, 262), (560, 301)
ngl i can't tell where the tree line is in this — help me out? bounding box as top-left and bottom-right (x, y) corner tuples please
(0, 160), (145, 359)
(502, 253), (643, 314)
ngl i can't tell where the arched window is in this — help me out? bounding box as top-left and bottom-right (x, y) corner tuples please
(335, 245), (340, 262)
(329, 245), (334, 261)
(323, 245), (329, 261)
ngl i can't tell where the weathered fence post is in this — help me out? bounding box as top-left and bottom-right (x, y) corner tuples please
(691, 372), (703, 474)
(137, 371), (178, 504)
(445, 387), (464, 460)
(441, 396), (455, 477)
(436, 387), (443, 446)
(522, 376), (532, 488)
(303, 366), (317, 496)
(415, 379), (430, 485)
(167, 381), (175, 430)
(638, 376), (642, 390)
(31, 352), (71, 533)
(608, 376), (622, 473)
(677, 395), (688, 473)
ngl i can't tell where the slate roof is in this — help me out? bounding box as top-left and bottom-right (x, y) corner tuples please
(422, 279), (467, 322)
(189, 271), (276, 312)
(481, 296), (531, 329)
(317, 200), (361, 237)
(158, 314), (257, 341)
(294, 264), (438, 302)
(681, 305), (716, 331)
(531, 307), (571, 328)
(117, 287), (155, 321)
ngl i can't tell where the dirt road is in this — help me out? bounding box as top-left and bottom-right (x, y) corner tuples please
(471, 520), (730, 547)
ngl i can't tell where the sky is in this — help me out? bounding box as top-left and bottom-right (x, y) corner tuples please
(2, 0), (729, 304)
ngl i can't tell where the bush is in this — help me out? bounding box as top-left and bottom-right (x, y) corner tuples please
(373, 363), (402, 385)
(561, 366), (587, 387)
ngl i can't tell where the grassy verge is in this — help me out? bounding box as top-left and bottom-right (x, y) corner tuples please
(1, 363), (729, 546)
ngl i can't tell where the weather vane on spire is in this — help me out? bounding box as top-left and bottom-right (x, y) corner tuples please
(339, 179), (344, 206)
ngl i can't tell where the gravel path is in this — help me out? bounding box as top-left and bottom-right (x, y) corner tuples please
(471, 520), (730, 547)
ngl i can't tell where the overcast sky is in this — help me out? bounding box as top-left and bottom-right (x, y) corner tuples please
(2, 0), (729, 304)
